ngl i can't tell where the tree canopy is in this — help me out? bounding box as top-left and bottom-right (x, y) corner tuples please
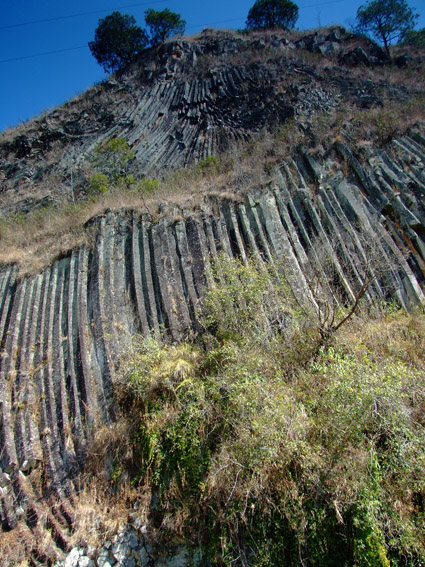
(246, 0), (299, 30)
(88, 11), (148, 73)
(145, 8), (186, 46)
(355, 0), (418, 55)
(400, 27), (425, 47)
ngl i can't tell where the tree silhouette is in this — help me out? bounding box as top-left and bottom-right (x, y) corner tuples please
(356, 0), (418, 55)
(246, 0), (299, 30)
(145, 9), (186, 46)
(89, 11), (148, 73)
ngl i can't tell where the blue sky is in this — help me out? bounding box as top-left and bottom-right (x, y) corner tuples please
(1, 0), (424, 132)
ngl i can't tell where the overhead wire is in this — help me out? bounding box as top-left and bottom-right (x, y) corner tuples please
(0, 46), (87, 64)
(0, 1), (171, 30)
(0, 0), (349, 65)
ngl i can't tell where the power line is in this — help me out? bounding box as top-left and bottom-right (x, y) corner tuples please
(1, 0), (349, 31)
(0, 46), (87, 64)
(0, 17), (246, 63)
(0, 1), (170, 30)
(0, 0), (351, 65)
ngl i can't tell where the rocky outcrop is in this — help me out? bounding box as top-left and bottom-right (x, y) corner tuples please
(0, 25), (424, 564)
(1, 130), (425, 562)
(0, 28), (413, 216)
(55, 525), (196, 567)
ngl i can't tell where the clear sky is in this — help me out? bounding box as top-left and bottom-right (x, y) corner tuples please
(1, 0), (424, 133)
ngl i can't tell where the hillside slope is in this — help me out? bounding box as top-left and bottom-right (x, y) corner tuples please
(0, 27), (425, 566)
(1, 27), (423, 216)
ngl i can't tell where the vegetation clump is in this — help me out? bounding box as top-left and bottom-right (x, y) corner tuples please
(116, 254), (425, 566)
(89, 8), (186, 73)
(401, 27), (425, 47)
(145, 8), (186, 46)
(355, 0), (419, 55)
(88, 12), (149, 73)
(246, 0), (299, 30)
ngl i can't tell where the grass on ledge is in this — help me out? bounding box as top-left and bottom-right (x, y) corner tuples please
(0, 108), (424, 277)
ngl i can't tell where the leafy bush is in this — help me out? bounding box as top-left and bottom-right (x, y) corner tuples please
(87, 172), (109, 194)
(89, 138), (135, 183)
(401, 28), (425, 47)
(86, 138), (159, 197)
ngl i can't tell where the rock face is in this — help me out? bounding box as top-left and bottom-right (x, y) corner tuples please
(1, 130), (425, 562)
(0, 28), (411, 216)
(55, 526), (193, 567)
(0, 27), (424, 566)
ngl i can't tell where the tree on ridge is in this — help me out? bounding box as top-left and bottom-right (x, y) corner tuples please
(145, 8), (186, 46)
(355, 0), (418, 55)
(246, 0), (299, 30)
(89, 11), (148, 73)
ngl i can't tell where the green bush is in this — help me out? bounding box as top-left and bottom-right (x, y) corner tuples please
(87, 172), (109, 194)
(89, 138), (135, 184)
(86, 138), (160, 196)
(117, 255), (425, 565)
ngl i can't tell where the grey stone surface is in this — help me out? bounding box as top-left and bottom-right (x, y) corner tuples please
(0, 27), (424, 566)
(0, 28), (405, 216)
(2, 136), (425, 554)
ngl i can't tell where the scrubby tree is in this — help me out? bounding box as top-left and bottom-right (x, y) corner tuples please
(401, 27), (425, 47)
(246, 0), (299, 30)
(355, 0), (418, 55)
(89, 11), (148, 73)
(144, 8), (186, 46)
(89, 138), (135, 182)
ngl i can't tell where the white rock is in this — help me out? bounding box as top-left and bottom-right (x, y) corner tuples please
(96, 555), (114, 567)
(64, 548), (81, 567)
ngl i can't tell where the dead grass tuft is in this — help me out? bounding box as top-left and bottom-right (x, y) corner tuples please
(69, 479), (148, 549)
(335, 306), (425, 369)
(0, 525), (35, 566)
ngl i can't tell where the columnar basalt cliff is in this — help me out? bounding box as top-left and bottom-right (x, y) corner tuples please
(0, 27), (425, 566)
(0, 27), (417, 215)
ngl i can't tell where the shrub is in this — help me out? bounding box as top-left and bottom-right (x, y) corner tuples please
(400, 27), (425, 47)
(89, 138), (135, 183)
(87, 172), (109, 194)
(117, 255), (425, 565)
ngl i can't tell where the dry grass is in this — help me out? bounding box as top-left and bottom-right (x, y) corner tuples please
(0, 109), (423, 278)
(1, 26), (424, 277)
(335, 306), (425, 370)
(0, 129), (281, 276)
(69, 480), (148, 549)
(0, 525), (36, 566)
